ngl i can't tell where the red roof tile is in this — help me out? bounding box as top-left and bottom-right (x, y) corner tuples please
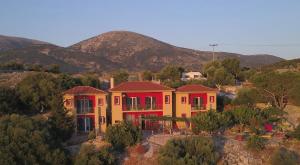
(110, 81), (174, 92)
(64, 86), (107, 95)
(176, 84), (217, 92)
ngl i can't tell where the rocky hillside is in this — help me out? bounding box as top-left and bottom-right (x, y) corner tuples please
(0, 31), (284, 73)
(0, 35), (49, 51)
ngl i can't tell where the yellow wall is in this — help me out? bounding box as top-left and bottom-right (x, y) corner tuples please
(175, 93), (191, 129)
(111, 92), (123, 124)
(175, 91), (217, 129)
(63, 93), (108, 134)
(163, 91), (173, 117)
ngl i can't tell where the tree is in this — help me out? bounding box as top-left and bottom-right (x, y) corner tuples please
(0, 114), (68, 165)
(75, 144), (116, 165)
(80, 75), (102, 88)
(221, 58), (240, 80)
(16, 73), (62, 114)
(213, 68), (235, 88)
(191, 111), (222, 134)
(112, 70), (129, 85)
(57, 73), (82, 90)
(48, 96), (74, 142)
(251, 71), (300, 110)
(233, 88), (261, 107)
(157, 65), (184, 82)
(0, 87), (23, 115)
(142, 70), (154, 81)
(105, 121), (142, 150)
(158, 137), (218, 165)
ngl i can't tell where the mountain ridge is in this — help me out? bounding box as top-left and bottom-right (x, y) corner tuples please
(0, 31), (284, 73)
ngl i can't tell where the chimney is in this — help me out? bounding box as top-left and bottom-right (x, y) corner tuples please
(110, 77), (114, 89)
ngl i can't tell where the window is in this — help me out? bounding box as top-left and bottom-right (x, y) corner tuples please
(210, 96), (214, 103)
(98, 98), (103, 106)
(181, 97), (187, 104)
(99, 116), (106, 124)
(126, 97), (141, 110)
(192, 97), (204, 110)
(165, 95), (170, 104)
(114, 96), (120, 105)
(76, 98), (93, 114)
(65, 99), (72, 106)
(145, 96), (157, 110)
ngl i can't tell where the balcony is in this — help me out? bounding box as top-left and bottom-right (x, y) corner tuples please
(76, 107), (94, 114)
(122, 104), (163, 111)
(191, 105), (206, 111)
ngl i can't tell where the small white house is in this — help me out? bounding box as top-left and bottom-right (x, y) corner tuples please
(181, 71), (206, 81)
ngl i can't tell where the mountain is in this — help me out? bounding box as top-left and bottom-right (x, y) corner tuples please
(0, 31), (284, 73)
(69, 31), (284, 70)
(0, 35), (49, 51)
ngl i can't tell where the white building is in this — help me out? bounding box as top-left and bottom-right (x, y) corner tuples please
(181, 71), (206, 81)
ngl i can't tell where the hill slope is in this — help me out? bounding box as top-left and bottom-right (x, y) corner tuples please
(0, 35), (49, 51)
(0, 31), (284, 73)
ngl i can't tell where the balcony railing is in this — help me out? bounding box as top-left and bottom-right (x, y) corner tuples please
(191, 105), (206, 110)
(76, 107), (94, 114)
(122, 104), (163, 111)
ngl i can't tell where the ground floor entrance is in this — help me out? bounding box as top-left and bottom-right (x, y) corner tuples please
(123, 111), (163, 130)
(77, 115), (95, 132)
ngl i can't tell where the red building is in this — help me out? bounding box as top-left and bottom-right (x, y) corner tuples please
(110, 81), (174, 130)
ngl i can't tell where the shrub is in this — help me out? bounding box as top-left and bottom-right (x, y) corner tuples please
(191, 111), (221, 134)
(246, 135), (266, 151)
(271, 147), (299, 165)
(105, 121), (142, 150)
(88, 130), (96, 140)
(75, 144), (116, 165)
(0, 114), (68, 165)
(289, 124), (300, 140)
(158, 137), (218, 165)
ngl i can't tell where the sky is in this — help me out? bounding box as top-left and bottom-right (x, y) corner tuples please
(0, 0), (300, 59)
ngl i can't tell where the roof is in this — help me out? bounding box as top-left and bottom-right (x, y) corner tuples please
(109, 81), (174, 92)
(176, 84), (217, 92)
(64, 86), (107, 95)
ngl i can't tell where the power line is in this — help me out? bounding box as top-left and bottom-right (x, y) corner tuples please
(209, 44), (218, 61)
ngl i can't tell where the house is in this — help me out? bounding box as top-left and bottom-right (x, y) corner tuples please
(181, 71), (206, 81)
(175, 84), (217, 129)
(63, 86), (108, 134)
(109, 81), (174, 130)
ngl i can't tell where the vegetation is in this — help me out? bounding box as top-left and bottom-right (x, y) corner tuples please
(0, 87), (23, 115)
(251, 71), (300, 109)
(271, 147), (299, 165)
(158, 137), (218, 165)
(88, 130), (96, 140)
(112, 70), (129, 85)
(0, 114), (68, 165)
(105, 121), (142, 150)
(191, 111), (223, 134)
(142, 70), (154, 81)
(233, 88), (261, 107)
(157, 65), (185, 88)
(16, 73), (62, 114)
(289, 124), (300, 140)
(246, 135), (266, 151)
(75, 144), (116, 165)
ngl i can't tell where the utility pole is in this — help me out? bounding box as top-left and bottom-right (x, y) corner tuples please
(209, 44), (218, 61)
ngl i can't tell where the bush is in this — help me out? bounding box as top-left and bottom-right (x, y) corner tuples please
(289, 124), (300, 140)
(191, 111), (221, 134)
(0, 114), (68, 165)
(88, 130), (96, 140)
(0, 87), (23, 115)
(105, 121), (142, 150)
(271, 147), (299, 165)
(158, 137), (218, 165)
(233, 88), (260, 107)
(246, 135), (266, 151)
(75, 144), (116, 165)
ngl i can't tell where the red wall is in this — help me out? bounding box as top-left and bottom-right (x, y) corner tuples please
(122, 92), (163, 108)
(189, 93), (207, 106)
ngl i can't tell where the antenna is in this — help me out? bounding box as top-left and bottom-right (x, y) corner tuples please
(209, 44), (218, 61)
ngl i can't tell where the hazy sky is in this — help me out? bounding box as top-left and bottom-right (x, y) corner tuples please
(1, 0), (299, 59)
